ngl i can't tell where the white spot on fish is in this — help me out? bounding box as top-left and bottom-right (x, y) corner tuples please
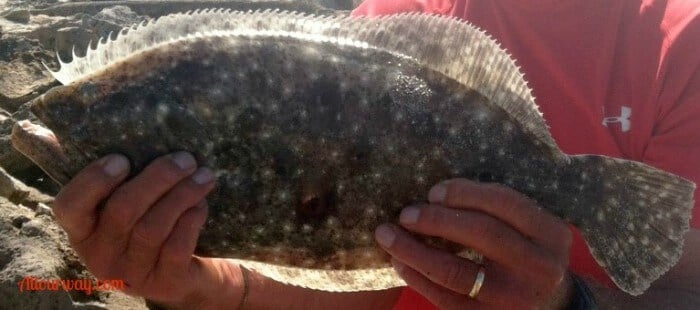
(502, 122), (514, 133)
(365, 206), (376, 217)
(301, 224), (313, 234)
(325, 217), (339, 228)
(254, 226), (266, 235)
(550, 181), (559, 190)
(359, 232), (371, 243)
(277, 190), (290, 201)
(597, 210), (605, 222)
(339, 80), (349, 92)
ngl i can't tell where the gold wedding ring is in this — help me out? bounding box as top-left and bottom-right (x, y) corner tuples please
(468, 266), (486, 299)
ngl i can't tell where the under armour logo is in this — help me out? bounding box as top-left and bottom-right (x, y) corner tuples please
(602, 106), (631, 132)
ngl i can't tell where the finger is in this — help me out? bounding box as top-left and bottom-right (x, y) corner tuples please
(95, 152), (198, 245)
(398, 205), (565, 282)
(393, 255), (542, 309)
(391, 259), (480, 310)
(124, 168), (215, 285)
(157, 202), (209, 272)
(375, 224), (483, 295)
(54, 154), (130, 245)
(428, 179), (571, 251)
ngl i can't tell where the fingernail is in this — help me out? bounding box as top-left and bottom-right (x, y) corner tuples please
(375, 225), (396, 248)
(391, 259), (405, 274)
(171, 151), (196, 170)
(192, 167), (214, 185)
(428, 183), (447, 203)
(399, 207), (420, 225)
(102, 155), (129, 177)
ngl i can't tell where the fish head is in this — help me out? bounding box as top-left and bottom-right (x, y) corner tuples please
(11, 83), (95, 185)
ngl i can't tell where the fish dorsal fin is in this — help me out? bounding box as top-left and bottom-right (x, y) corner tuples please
(50, 9), (563, 161)
(340, 13), (562, 157)
(49, 8), (251, 85)
(228, 259), (405, 292)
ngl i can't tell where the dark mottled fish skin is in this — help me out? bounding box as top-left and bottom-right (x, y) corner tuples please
(36, 37), (557, 268)
(10, 11), (695, 295)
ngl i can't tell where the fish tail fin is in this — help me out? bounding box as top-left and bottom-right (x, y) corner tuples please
(566, 155), (694, 295)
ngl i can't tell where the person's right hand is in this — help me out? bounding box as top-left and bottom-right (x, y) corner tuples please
(53, 152), (244, 308)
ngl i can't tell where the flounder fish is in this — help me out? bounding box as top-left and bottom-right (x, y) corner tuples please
(10, 9), (695, 295)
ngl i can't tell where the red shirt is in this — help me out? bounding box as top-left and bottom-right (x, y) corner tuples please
(352, 1), (700, 308)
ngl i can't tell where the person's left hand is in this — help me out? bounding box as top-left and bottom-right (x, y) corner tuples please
(375, 179), (575, 309)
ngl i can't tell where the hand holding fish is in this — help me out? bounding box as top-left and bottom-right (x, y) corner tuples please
(376, 179), (575, 309)
(51, 153), (244, 308)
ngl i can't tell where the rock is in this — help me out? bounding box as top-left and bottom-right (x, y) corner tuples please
(53, 26), (94, 60)
(22, 14), (82, 53)
(80, 6), (146, 51)
(0, 196), (84, 308)
(0, 34), (56, 113)
(35, 202), (52, 216)
(4, 10), (30, 24)
(20, 219), (43, 237)
(0, 195), (148, 309)
(10, 214), (30, 228)
(0, 166), (54, 206)
(318, 0), (363, 10)
(0, 34), (36, 62)
(0, 57), (55, 111)
(84, 5), (143, 30)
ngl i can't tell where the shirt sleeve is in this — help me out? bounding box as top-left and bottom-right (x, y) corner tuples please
(642, 10), (700, 228)
(644, 8), (700, 228)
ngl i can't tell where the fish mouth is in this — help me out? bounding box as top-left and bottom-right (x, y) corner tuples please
(14, 120), (58, 144)
(11, 120), (72, 185)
